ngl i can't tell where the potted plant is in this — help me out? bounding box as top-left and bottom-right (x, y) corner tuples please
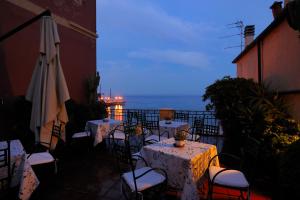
(174, 130), (188, 147)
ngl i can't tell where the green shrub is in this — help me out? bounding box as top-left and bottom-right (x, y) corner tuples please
(202, 76), (298, 151)
(203, 77), (266, 152)
(203, 76), (300, 196)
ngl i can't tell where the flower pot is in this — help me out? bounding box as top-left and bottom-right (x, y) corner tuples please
(175, 140), (185, 147)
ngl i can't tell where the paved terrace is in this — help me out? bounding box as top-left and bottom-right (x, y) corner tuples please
(30, 143), (272, 200)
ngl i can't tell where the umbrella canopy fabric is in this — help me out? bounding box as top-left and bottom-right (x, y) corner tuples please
(26, 16), (70, 145)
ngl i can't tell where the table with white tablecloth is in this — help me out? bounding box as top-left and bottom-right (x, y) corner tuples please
(85, 119), (122, 146)
(138, 138), (219, 200)
(159, 120), (189, 137)
(0, 140), (39, 200)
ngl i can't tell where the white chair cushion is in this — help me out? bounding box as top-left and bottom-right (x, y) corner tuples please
(122, 167), (166, 192)
(132, 151), (141, 159)
(27, 152), (55, 166)
(113, 131), (126, 140)
(209, 166), (249, 188)
(145, 135), (167, 143)
(72, 131), (91, 139)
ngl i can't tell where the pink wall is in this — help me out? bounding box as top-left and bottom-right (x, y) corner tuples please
(235, 19), (300, 119)
(262, 20), (300, 91)
(0, 0), (96, 103)
(236, 46), (258, 82)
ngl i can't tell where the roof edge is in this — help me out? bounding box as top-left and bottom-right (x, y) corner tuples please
(232, 8), (287, 63)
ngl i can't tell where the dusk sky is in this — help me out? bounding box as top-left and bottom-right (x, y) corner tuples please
(97, 0), (275, 96)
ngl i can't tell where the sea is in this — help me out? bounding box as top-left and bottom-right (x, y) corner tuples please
(121, 95), (207, 111)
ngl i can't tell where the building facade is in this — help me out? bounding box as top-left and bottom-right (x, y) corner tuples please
(0, 0), (96, 103)
(233, 2), (300, 119)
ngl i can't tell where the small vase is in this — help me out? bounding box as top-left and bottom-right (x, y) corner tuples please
(175, 140), (185, 147)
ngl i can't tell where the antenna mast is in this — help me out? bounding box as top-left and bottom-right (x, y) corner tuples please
(222, 20), (244, 52)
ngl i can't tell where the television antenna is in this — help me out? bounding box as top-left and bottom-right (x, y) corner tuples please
(221, 20), (244, 52)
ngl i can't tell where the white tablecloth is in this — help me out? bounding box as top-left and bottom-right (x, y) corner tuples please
(159, 120), (189, 137)
(85, 119), (121, 146)
(138, 138), (219, 200)
(0, 140), (39, 200)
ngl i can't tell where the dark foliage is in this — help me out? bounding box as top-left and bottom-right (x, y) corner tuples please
(277, 140), (300, 199)
(203, 76), (300, 197)
(203, 76), (299, 152)
(0, 96), (35, 150)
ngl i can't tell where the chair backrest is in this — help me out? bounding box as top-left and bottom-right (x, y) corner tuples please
(141, 117), (160, 144)
(110, 124), (137, 166)
(192, 118), (204, 135)
(50, 121), (62, 149)
(124, 135), (145, 199)
(143, 120), (160, 131)
(124, 111), (136, 126)
(174, 112), (189, 122)
(209, 153), (242, 171)
(39, 121), (62, 151)
(0, 140), (11, 192)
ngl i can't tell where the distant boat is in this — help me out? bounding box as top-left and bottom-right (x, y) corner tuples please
(98, 95), (125, 106)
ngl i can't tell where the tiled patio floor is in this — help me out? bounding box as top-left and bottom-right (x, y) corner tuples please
(30, 143), (272, 200)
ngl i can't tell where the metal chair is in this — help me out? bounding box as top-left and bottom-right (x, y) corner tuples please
(174, 112), (189, 122)
(124, 111), (140, 126)
(118, 130), (168, 200)
(186, 117), (224, 151)
(110, 124), (143, 172)
(27, 121), (63, 174)
(0, 140), (16, 199)
(70, 128), (93, 152)
(141, 117), (169, 145)
(185, 117), (204, 141)
(71, 129), (92, 140)
(207, 153), (250, 200)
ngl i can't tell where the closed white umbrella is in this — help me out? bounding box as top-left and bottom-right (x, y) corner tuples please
(26, 16), (70, 147)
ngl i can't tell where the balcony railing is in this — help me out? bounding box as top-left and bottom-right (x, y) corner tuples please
(109, 108), (222, 135)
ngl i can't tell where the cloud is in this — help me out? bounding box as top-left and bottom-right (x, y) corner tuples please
(98, 0), (214, 43)
(128, 49), (210, 69)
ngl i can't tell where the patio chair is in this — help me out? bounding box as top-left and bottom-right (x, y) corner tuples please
(174, 112), (189, 122)
(110, 124), (143, 171)
(0, 140), (17, 199)
(67, 119), (93, 152)
(120, 135), (168, 200)
(185, 117), (204, 141)
(141, 118), (169, 145)
(27, 121), (63, 175)
(206, 153), (250, 200)
(124, 111), (140, 126)
(108, 124), (128, 145)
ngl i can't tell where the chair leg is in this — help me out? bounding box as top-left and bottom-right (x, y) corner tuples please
(54, 159), (59, 174)
(239, 188), (250, 200)
(121, 179), (130, 200)
(247, 188), (250, 200)
(207, 182), (213, 200)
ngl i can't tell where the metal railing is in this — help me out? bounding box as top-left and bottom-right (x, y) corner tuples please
(109, 108), (221, 134)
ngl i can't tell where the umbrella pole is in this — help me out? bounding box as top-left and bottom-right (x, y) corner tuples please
(0, 10), (51, 42)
